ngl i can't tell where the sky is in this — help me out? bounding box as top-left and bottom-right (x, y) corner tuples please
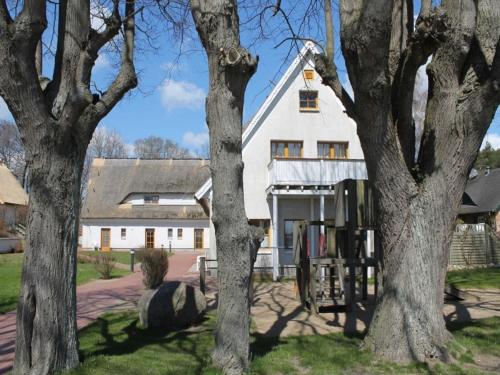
(0, 1), (499, 155)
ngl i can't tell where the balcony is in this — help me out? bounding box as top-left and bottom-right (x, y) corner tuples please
(268, 158), (367, 187)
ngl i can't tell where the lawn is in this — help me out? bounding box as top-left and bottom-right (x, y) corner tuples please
(0, 253), (129, 314)
(73, 311), (500, 375)
(446, 267), (500, 289)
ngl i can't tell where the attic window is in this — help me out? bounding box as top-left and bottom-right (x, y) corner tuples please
(304, 70), (314, 80)
(144, 195), (159, 204)
(299, 90), (319, 111)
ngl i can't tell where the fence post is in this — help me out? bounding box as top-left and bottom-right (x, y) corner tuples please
(485, 224), (491, 264)
(200, 256), (206, 295)
(130, 249), (135, 272)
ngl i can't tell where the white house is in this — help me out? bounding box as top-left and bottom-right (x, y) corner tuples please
(81, 158), (211, 251)
(0, 163), (28, 228)
(195, 42), (368, 278)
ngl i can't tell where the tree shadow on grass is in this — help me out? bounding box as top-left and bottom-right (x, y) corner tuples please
(79, 313), (213, 375)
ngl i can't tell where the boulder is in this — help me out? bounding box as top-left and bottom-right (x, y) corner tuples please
(138, 281), (206, 330)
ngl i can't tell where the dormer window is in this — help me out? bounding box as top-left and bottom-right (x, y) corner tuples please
(144, 194), (159, 204)
(299, 90), (318, 111)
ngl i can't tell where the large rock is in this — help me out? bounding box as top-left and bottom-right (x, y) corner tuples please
(138, 281), (206, 330)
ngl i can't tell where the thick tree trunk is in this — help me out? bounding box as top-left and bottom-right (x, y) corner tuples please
(190, 1), (262, 373)
(13, 132), (86, 374)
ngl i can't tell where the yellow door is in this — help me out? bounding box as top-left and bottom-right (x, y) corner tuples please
(101, 228), (111, 252)
(145, 228), (155, 249)
(194, 229), (204, 249)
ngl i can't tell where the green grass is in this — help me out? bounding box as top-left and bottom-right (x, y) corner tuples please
(0, 253), (129, 314)
(446, 267), (500, 289)
(73, 311), (500, 375)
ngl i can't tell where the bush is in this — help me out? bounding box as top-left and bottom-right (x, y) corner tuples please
(94, 253), (116, 280)
(138, 249), (169, 289)
(77, 252), (96, 264)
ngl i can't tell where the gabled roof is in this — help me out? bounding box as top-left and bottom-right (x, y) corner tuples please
(82, 158), (210, 220)
(0, 164), (28, 206)
(195, 41), (319, 199)
(460, 168), (500, 215)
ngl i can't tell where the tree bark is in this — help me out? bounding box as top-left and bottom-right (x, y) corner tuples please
(314, 0), (499, 363)
(190, 1), (262, 374)
(14, 126), (86, 374)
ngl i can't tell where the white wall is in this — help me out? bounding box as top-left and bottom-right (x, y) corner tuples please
(242, 54), (364, 220)
(81, 218), (210, 250)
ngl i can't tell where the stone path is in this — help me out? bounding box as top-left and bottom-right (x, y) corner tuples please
(0, 251), (202, 374)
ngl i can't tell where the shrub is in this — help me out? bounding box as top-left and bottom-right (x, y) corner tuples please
(138, 249), (169, 289)
(94, 253), (116, 280)
(77, 252), (96, 264)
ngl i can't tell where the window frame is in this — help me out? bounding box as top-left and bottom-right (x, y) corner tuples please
(271, 140), (304, 159)
(168, 228), (173, 239)
(317, 141), (349, 159)
(303, 69), (314, 80)
(177, 228), (183, 240)
(121, 228), (126, 240)
(299, 90), (319, 111)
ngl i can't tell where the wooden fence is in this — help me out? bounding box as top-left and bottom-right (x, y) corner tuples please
(449, 224), (500, 266)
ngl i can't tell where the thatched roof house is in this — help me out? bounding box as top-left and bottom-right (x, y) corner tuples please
(0, 163), (28, 229)
(80, 158), (211, 251)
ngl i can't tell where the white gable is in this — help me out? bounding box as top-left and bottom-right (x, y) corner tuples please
(195, 41), (363, 210)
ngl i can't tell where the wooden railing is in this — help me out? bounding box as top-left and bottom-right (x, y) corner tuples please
(268, 158), (367, 186)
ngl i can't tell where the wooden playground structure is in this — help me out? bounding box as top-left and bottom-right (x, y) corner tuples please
(294, 179), (381, 312)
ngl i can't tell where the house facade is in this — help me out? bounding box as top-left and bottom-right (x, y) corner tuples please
(195, 42), (368, 278)
(0, 163), (28, 228)
(81, 158), (210, 251)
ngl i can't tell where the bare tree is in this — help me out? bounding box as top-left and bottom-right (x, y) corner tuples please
(0, 0), (138, 372)
(0, 120), (25, 181)
(313, 0), (499, 363)
(134, 135), (191, 158)
(190, 0), (263, 373)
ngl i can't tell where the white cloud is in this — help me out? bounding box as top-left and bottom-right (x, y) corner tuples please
(183, 131), (209, 149)
(160, 80), (206, 111)
(482, 132), (500, 150)
(0, 97), (12, 120)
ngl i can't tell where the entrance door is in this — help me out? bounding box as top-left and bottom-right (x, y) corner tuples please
(100, 228), (111, 252)
(194, 229), (204, 249)
(145, 228), (155, 249)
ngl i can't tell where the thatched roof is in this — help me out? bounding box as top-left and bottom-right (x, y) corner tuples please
(82, 158), (210, 220)
(460, 168), (500, 215)
(0, 164), (28, 206)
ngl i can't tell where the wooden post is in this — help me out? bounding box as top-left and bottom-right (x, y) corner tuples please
(200, 256), (206, 295)
(346, 180), (357, 311)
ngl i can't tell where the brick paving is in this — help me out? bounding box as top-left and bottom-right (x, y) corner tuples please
(0, 251), (202, 374)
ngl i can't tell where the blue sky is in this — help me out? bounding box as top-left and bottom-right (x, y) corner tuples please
(0, 2), (498, 154)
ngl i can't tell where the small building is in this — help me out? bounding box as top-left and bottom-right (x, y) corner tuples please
(81, 158), (211, 251)
(0, 163), (28, 229)
(459, 168), (500, 233)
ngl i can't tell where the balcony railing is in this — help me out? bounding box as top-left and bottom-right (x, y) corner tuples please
(268, 158), (367, 187)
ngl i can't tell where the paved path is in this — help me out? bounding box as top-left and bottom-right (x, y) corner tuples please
(0, 251), (200, 374)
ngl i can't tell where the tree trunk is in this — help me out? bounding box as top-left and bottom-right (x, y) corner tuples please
(13, 130), (86, 374)
(190, 1), (262, 373)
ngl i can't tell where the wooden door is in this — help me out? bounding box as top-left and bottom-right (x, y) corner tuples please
(101, 228), (111, 252)
(194, 229), (204, 249)
(145, 228), (155, 249)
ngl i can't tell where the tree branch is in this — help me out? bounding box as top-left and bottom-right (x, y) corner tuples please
(420, 0), (432, 19)
(0, 0), (12, 27)
(87, 0), (137, 126)
(324, 0), (334, 59)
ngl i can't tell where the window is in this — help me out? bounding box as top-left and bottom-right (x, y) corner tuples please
(284, 220), (295, 248)
(144, 194), (159, 204)
(168, 228), (173, 239)
(271, 141), (303, 159)
(177, 228), (183, 240)
(304, 69), (314, 80)
(317, 142), (348, 159)
(121, 228), (126, 240)
(299, 90), (318, 110)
